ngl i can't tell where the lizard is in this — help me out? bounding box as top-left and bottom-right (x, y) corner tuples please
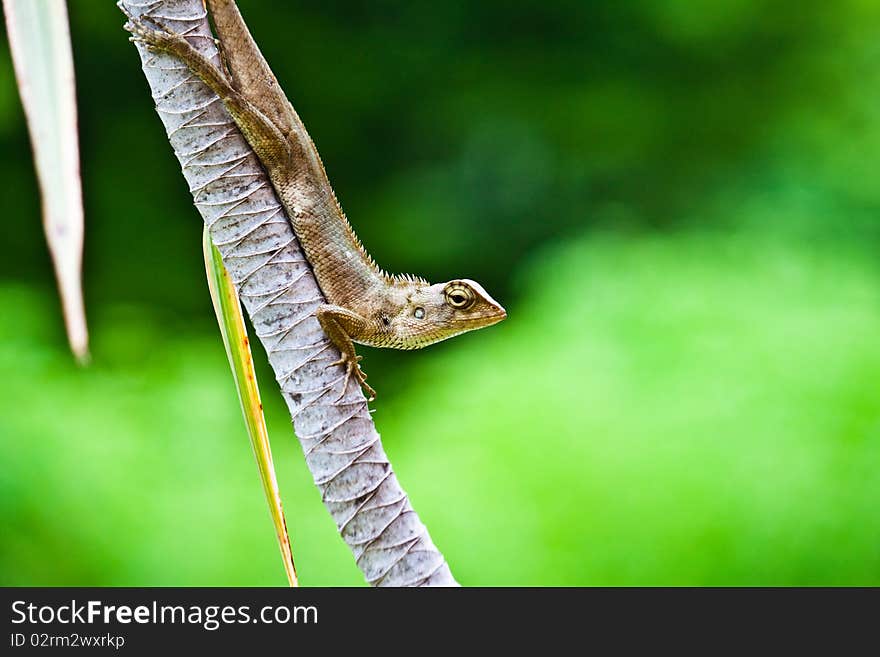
(121, 0), (506, 401)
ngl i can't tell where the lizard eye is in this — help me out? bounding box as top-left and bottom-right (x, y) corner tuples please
(413, 307), (425, 319)
(444, 283), (475, 310)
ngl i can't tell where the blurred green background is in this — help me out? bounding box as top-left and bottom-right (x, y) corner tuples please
(2, 0), (880, 585)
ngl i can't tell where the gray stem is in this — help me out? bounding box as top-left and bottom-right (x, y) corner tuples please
(119, 0), (457, 587)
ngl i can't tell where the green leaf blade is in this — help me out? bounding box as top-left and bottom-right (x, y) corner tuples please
(203, 227), (298, 587)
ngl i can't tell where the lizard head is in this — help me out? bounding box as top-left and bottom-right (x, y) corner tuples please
(395, 278), (507, 349)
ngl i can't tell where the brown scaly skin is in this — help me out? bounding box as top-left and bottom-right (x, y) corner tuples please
(121, 0), (506, 400)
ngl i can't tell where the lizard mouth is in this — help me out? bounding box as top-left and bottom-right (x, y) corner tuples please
(464, 303), (507, 330)
(485, 306), (507, 326)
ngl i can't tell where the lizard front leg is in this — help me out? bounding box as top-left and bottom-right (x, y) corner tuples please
(316, 305), (377, 401)
(120, 7), (291, 170)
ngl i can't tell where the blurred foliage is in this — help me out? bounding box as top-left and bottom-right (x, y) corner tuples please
(1, 0), (879, 584)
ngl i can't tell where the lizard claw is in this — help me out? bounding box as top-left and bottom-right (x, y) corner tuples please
(331, 352), (376, 402)
(120, 5), (181, 54)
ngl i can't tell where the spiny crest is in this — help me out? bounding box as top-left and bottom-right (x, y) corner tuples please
(389, 271), (429, 286)
(330, 191), (428, 287)
(324, 180), (428, 287)
(329, 190), (382, 270)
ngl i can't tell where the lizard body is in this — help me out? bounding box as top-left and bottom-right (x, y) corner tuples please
(122, 0), (506, 399)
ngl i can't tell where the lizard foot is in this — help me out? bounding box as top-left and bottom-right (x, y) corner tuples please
(330, 352), (376, 402)
(119, 4), (185, 55)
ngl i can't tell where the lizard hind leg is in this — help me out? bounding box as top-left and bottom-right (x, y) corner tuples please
(120, 5), (292, 170)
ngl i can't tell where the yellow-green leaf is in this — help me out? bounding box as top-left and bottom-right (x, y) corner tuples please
(203, 227), (298, 587)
